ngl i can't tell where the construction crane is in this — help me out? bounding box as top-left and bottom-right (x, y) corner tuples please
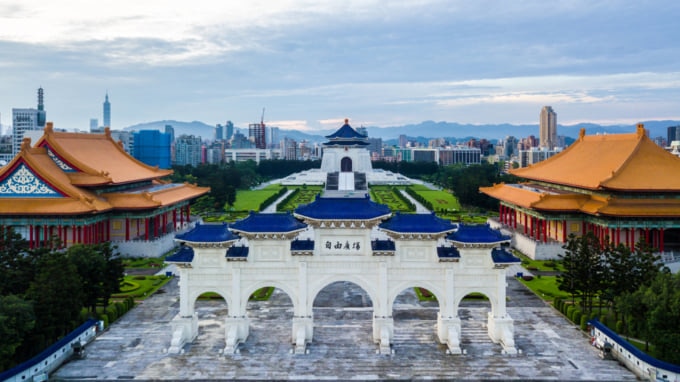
(260, 107), (266, 127)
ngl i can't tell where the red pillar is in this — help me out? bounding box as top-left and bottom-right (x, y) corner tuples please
(29, 224), (34, 249)
(173, 209), (177, 230)
(645, 228), (650, 244)
(660, 228), (665, 253)
(145, 218), (150, 241)
(125, 218), (130, 241)
(543, 219), (548, 243)
(523, 214), (528, 234)
(562, 220), (567, 242)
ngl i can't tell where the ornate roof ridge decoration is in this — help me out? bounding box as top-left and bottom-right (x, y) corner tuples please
(509, 124), (680, 192)
(175, 222), (240, 247)
(446, 223), (511, 248)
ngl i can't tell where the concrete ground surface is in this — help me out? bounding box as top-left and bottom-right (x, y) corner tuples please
(52, 277), (637, 381)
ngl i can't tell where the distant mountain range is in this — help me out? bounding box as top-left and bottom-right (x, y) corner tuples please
(124, 119), (680, 145)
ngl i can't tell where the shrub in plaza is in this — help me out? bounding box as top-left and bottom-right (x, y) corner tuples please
(98, 313), (109, 329)
(616, 320), (624, 334)
(580, 315), (589, 331)
(566, 305), (575, 320)
(572, 310), (582, 325)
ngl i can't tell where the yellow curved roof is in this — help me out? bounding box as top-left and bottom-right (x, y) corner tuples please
(480, 183), (680, 217)
(510, 125), (680, 191)
(0, 125), (209, 215)
(35, 124), (172, 185)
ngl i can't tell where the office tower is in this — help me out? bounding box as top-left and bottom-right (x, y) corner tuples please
(174, 135), (203, 166)
(667, 125), (680, 144)
(12, 88), (47, 156)
(225, 121), (234, 140)
(36, 87), (46, 128)
(133, 130), (172, 169)
(103, 93), (111, 128)
(539, 106), (557, 149)
(398, 134), (408, 148)
(267, 126), (279, 148)
(90, 118), (99, 131)
(215, 124), (224, 141)
(503, 136), (518, 158)
(249, 122), (266, 149)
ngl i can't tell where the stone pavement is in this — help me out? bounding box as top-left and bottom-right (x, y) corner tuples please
(52, 278), (636, 381)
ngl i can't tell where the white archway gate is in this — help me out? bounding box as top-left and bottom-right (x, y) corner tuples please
(167, 218), (519, 356)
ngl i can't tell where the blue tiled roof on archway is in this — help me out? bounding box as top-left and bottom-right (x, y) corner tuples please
(230, 211), (307, 233)
(491, 248), (521, 264)
(325, 122), (367, 140)
(295, 194), (391, 220)
(175, 222), (239, 244)
(446, 224), (511, 244)
(166, 245), (194, 263)
(380, 212), (457, 234)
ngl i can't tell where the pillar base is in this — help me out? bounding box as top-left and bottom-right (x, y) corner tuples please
(292, 316), (313, 354)
(436, 316), (462, 355)
(372, 316), (394, 355)
(224, 316), (249, 354)
(168, 314), (198, 354)
(487, 312), (517, 355)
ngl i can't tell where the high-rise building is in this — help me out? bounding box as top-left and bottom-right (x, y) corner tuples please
(667, 125), (680, 144)
(12, 88), (47, 156)
(249, 122), (266, 149)
(539, 106), (557, 149)
(133, 130), (172, 169)
(214, 124), (224, 141)
(174, 134), (203, 166)
(90, 118), (99, 131)
(103, 93), (111, 128)
(267, 126), (280, 148)
(225, 121), (234, 140)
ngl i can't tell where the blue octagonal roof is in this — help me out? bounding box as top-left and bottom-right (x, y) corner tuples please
(175, 222), (239, 244)
(379, 212), (457, 234)
(230, 211), (307, 233)
(325, 121), (367, 140)
(446, 224), (511, 245)
(294, 194), (391, 221)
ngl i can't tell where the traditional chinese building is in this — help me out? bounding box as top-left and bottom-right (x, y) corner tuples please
(165, 120), (520, 356)
(0, 123), (209, 256)
(481, 124), (680, 259)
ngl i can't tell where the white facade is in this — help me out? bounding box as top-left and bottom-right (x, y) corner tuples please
(320, 145), (373, 173)
(12, 108), (41, 156)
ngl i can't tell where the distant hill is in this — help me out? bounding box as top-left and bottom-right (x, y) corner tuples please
(123, 119), (680, 144)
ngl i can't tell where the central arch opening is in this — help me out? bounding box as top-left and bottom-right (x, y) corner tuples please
(192, 291), (229, 355)
(458, 292), (495, 356)
(392, 286), (440, 351)
(312, 281), (373, 353)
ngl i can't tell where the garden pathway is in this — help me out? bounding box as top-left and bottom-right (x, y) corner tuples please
(399, 189), (430, 213)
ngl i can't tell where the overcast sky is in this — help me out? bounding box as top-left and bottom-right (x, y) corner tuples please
(1, 1), (679, 133)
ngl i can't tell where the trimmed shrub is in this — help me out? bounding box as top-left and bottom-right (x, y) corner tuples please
(572, 310), (582, 325)
(616, 320), (624, 334)
(98, 313), (109, 329)
(115, 302), (126, 317)
(566, 305), (575, 320)
(580, 315), (588, 331)
(522, 275), (534, 281)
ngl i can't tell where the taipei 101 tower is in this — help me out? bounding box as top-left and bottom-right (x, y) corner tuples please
(103, 93), (111, 128)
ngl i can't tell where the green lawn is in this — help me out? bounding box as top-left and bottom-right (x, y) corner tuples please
(517, 275), (570, 302)
(232, 184), (283, 211)
(277, 186), (323, 211)
(517, 253), (564, 272)
(408, 187), (461, 212)
(112, 275), (172, 300)
(370, 186), (414, 212)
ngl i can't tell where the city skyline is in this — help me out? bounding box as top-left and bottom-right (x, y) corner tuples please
(1, 1), (679, 132)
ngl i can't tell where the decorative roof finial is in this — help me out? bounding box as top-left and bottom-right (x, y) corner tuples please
(636, 123), (646, 138)
(344, 118), (349, 125)
(579, 128), (586, 139)
(20, 137), (31, 152)
(45, 122), (53, 134)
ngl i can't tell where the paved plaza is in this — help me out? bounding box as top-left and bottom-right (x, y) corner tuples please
(53, 275), (636, 381)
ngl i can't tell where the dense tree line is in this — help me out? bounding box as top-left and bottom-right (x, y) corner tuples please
(432, 162), (519, 210)
(557, 232), (680, 363)
(0, 230), (124, 371)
